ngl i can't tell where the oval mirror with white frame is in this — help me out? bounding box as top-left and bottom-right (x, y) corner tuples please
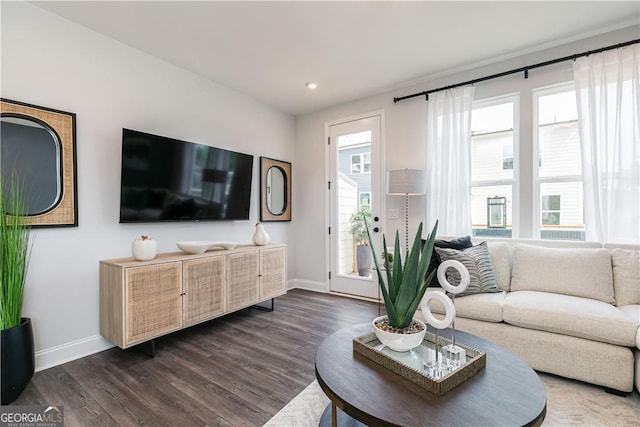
(260, 156), (291, 221)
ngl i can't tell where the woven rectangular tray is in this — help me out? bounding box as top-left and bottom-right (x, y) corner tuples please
(353, 331), (486, 396)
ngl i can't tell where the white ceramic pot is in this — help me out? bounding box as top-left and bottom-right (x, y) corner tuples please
(372, 315), (427, 352)
(132, 235), (157, 261)
(252, 222), (270, 246)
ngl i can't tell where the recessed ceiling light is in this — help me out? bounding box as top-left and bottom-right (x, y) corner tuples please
(305, 81), (318, 90)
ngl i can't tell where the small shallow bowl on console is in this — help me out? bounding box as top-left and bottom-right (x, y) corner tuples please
(176, 241), (210, 254)
(209, 242), (240, 250)
(176, 241), (239, 254)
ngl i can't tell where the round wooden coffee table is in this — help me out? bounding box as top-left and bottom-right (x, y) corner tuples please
(315, 323), (546, 427)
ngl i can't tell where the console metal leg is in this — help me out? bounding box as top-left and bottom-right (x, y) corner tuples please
(252, 298), (275, 312)
(136, 339), (156, 357)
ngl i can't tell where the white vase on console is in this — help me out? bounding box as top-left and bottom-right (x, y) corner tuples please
(252, 222), (270, 246)
(132, 235), (157, 261)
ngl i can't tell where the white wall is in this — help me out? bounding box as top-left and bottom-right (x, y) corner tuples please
(293, 25), (639, 291)
(1, 2), (295, 370)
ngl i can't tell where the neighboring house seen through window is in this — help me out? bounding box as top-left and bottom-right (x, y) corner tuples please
(535, 85), (583, 240)
(470, 98), (515, 238)
(469, 83), (585, 240)
(350, 153), (371, 175)
(541, 195), (561, 225)
(359, 192), (371, 207)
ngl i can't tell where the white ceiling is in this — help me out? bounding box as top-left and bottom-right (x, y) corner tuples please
(32, 1), (640, 116)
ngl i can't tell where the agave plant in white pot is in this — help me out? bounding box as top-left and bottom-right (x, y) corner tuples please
(367, 220), (438, 352)
(0, 175), (34, 404)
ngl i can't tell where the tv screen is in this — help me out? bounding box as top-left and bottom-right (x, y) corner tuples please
(119, 129), (253, 222)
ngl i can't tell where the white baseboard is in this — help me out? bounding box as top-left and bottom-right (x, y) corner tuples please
(287, 278), (328, 293)
(35, 334), (114, 372)
(34, 281), (326, 372)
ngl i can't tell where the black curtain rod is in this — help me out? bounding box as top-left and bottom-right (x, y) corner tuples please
(393, 39), (640, 103)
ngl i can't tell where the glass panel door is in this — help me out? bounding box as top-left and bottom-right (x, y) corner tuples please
(328, 115), (382, 299)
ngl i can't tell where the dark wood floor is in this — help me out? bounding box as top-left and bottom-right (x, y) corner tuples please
(11, 289), (382, 426)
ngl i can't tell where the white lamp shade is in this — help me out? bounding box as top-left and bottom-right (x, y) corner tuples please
(387, 169), (426, 195)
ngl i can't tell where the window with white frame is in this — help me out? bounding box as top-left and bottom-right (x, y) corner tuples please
(502, 142), (513, 170)
(535, 85), (584, 240)
(541, 195), (561, 225)
(468, 82), (586, 241)
(350, 153), (371, 175)
(470, 97), (516, 237)
(359, 192), (371, 207)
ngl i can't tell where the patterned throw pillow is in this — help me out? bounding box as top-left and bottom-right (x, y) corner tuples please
(435, 242), (501, 297)
(422, 236), (473, 287)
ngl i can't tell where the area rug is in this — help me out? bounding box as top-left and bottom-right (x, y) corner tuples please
(264, 373), (640, 426)
(263, 380), (329, 427)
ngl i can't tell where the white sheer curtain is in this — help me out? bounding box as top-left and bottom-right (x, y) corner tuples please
(426, 86), (475, 236)
(574, 44), (640, 244)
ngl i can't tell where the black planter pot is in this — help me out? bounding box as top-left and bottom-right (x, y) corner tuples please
(1, 317), (35, 405)
(356, 245), (373, 277)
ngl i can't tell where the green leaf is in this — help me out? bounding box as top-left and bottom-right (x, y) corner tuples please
(0, 173), (32, 331)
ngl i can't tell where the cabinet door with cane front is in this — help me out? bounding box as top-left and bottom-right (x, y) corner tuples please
(227, 251), (260, 311)
(125, 262), (182, 345)
(183, 255), (226, 326)
(260, 246), (287, 300)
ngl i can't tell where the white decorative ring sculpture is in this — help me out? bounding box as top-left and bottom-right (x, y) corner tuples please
(420, 291), (456, 330)
(437, 260), (470, 294)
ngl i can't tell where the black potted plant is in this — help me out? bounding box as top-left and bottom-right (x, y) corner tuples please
(349, 205), (373, 276)
(1, 175), (34, 404)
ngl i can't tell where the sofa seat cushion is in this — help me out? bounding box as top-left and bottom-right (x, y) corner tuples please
(503, 291), (638, 347)
(423, 289), (506, 323)
(618, 305), (640, 349)
(511, 244), (615, 304)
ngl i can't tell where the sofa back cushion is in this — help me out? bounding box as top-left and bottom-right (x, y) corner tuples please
(511, 244), (615, 304)
(486, 242), (511, 292)
(610, 248), (640, 306)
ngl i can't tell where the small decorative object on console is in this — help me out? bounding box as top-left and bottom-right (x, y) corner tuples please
(252, 222), (270, 246)
(176, 241), (239, 254)
(131, 235), (157, 261)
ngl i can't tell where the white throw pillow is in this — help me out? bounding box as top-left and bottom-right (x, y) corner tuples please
(510, 244), (615, 304)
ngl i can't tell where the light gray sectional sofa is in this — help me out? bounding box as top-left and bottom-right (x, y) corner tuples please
(421, 238), (640, 394)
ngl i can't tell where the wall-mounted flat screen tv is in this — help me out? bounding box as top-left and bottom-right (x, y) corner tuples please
(119, 128), (253, 222)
